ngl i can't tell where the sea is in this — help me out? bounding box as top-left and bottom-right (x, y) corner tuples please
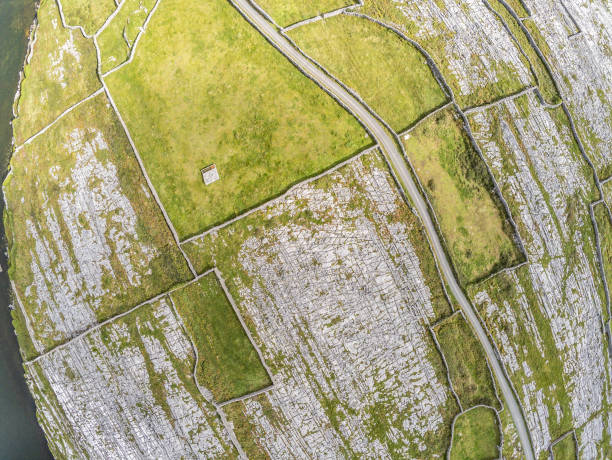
(0, 0), (53, 457)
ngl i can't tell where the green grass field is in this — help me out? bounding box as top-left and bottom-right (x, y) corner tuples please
(97, 0), (157, 74)
(170, 273), (272, 402)
(289, 14), (447, 131)
(359, 0), (531, 108)
(60, 0), (116, 36)
(106, 0), (369, 239)
(403, 107), (523, 284)
(257, 0), (355, 26)
(551, 434), (576, 460)
(450, 406), (500, 460)
(5, 93), (192, 354)
(12, 0), (99, 144)
(435, 313), (499, 409)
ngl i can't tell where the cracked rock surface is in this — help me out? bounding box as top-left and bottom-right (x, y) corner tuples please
(25, 297), (236, 459)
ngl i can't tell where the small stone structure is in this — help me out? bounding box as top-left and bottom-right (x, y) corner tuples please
(201, 164), (220, 185)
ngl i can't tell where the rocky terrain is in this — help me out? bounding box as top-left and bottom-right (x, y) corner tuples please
(5, 0), (611, 458)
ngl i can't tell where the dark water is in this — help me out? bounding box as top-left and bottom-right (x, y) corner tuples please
(0, 0), (52, 458)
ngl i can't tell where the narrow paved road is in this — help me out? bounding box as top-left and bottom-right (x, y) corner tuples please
(231, 1), (535, 458)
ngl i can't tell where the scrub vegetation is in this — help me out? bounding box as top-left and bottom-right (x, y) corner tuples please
(12, 0), (99, 144)
(224, 396), (278, 459)
(170, 274), (272, 403)
(402, 107), (523, 284)
(434, 313), (499, 409)
(106, 0), (369, 239)
(450, 406), (500, 460)
(289, 14), (447, 131)
(59, 0), (116, 36)
(257, 0), (355, 27)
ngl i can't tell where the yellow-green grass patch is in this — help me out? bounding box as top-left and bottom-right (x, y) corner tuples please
(450, 406), (500, 460)
(503, 0), (529, 18)
(594, 202), (611, 323)
(435, 313), (499, 409)
(488, 0), (560, 106)
(403, 107), (523, 284)
(499, 405), (524, 459)
(170, 273), (272, 403)
(602, 180), (612, 208)
(257, 0), (355, 27)
(106, 0), (370, 239)
(552, 434), (576, 460)
(289, 14), (447, 131)
(5, 93), (192, 352)
(59, 0), (117, 36)
(12, 0), (100, 144)
(97, 0), (157, 74)
(359, 0), (531, 109)
(224, 396), (276, 459)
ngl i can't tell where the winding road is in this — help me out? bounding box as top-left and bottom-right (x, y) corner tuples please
(230, 1), (535, 458)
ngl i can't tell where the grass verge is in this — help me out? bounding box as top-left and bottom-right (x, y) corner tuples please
(289, 14), (447, 131)
(594, 203), (611, 323)
(434, 313), (499, 409)
(403, 106), (523, 284)
(450, 406), (500, 460)
(106, 0), (369, 239)
(170, 273), (272, 403)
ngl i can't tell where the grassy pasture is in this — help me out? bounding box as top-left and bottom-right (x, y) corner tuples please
(60, 0), (116, 36)
(289, 14), (447, 132)
(402, 106), (523, 284)
(450, 406), (500, 460)
(97, 0), (157, 74)
(106, 0), (369, 239)
(552, 434), (576, 460)
(359, 0), (531, 108)
(257, 0), (355, 27)
(435, 313), (499, 409)
(12, 0), (99, 144)
(170, 273), (272, 402)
